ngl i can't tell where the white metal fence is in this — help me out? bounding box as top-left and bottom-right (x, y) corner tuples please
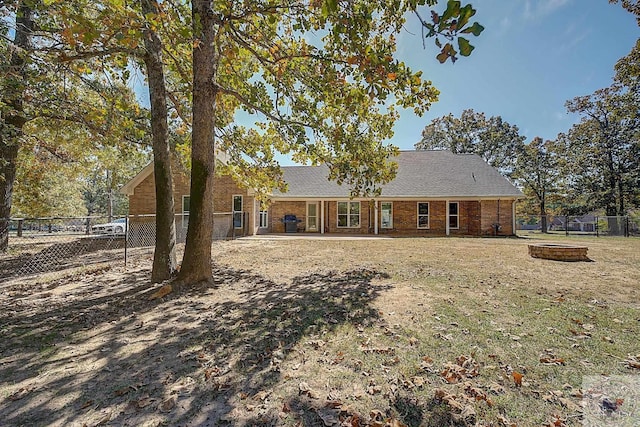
(0, 212), (247, 280)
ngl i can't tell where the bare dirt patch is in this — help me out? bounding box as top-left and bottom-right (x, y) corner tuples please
(1, 236), (639, 426)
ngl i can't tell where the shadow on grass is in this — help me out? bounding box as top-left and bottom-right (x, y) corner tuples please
(0, 262), (391, 426)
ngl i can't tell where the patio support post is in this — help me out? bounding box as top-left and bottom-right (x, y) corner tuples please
(374, 200), (378, 235)
(320, 200), (325, 234)
(512, 200), (516, 236)
(446, 200), (450, 236)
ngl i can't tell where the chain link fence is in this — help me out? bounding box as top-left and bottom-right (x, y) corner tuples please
(0, 216), (126, 279)
(1, 212), (248, 281)
(516, 215), (639, 237)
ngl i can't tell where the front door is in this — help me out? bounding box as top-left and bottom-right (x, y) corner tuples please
(307, 202), (318, 232)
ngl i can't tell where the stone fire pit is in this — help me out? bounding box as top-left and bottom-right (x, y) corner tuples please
(528, 243), (590, 262)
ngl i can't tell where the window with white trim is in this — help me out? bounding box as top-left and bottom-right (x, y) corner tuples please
(233, 195), (243, 229)
(381, 202), (393, 229)
(417, 202), (429, 229)
(337, 201), (360, 228)
(449, 202), (459, 229)
(259, 210), (268, 228)
(182, 195), (190, 228)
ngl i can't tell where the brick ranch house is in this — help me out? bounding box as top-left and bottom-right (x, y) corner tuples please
(121, 150), (523, 238)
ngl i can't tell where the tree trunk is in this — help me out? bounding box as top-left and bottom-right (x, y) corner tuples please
(0, 2), (34, 252)
(177, 0), (217, 284)
(106, 170), (113, 220)
(139, 0), (178, 282)
(539, 198), (547, 233)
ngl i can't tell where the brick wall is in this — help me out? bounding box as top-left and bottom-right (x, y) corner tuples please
(325, 201), (372, 234)
(129, 164), (516, 237)
(377, 201), (448, 236)
(128, 166), (256, 235)
(128, 165), (190, 216)
(480, 200), (514, 236)
(269, 201), (306, 233)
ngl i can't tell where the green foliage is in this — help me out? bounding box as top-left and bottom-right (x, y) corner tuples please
(417, 0), (484, 63)
(1, 1), (153, 221)
(12, 145), (87, 218)
(512, 137), (561, 217)
(415, 109), (525, 175)
(48, 0), (483, 202)
(561, 77), (639, 216)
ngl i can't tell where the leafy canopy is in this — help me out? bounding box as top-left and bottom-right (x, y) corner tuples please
(52, 0), (483, 198)
(415, 109), (525, 176)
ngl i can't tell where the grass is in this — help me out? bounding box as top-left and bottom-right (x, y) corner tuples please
(205, 235), (640, 426)
(0, 234), (638, 426)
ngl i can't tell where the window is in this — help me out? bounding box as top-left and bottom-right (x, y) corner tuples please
(259, 210), (268, 228)
(417, 202), (429, 229)
(381, 202), (393, 229)
(307, 202), (318, 231)
(182, 195), (190, 228)
(449, 202), (459, 229)
(233, 195), (243, 229)
(337, 201), (360, 228)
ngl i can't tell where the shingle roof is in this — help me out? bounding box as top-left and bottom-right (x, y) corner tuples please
(274, 150), (523, 198)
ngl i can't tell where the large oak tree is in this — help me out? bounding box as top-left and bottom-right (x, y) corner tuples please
(415, 109), (526, 176)
(177, 0), (484, 284)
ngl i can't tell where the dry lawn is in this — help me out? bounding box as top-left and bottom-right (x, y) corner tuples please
(1, 235), (639, 426)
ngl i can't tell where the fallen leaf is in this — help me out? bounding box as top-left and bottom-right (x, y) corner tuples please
(158, 396), (176, 412)
(94, 411), (112, 426)
(489, 382), (506, 395)
(253, 390), (270, 401)
(298, 382), (320, 399)
(625, 355), (640, 369)
(317, 407), (340, 426)
(497, 414), (517, 427)
(361, 346), (394, 354)
(540, 357), (566, 365)
(558, 397), (580, 412)
(325, 400), (343, 409)
(136, 395), (154, 408)
(80, 400), (94, 410)
(412, 376), (425, 387)
(367, 385), (382, 395)
(8, 387), (32, 401)
(512, 371), (523, 387)
(113, 386), (131, 397)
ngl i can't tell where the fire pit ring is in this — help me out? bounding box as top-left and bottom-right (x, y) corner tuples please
(528, 243), (590, 262)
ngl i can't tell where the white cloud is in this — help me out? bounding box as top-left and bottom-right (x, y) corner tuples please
(524, 0), (572, 20)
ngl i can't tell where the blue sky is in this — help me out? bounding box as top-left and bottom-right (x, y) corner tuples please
(392, 0), (639, 148)
(132, 1), (638, 164)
